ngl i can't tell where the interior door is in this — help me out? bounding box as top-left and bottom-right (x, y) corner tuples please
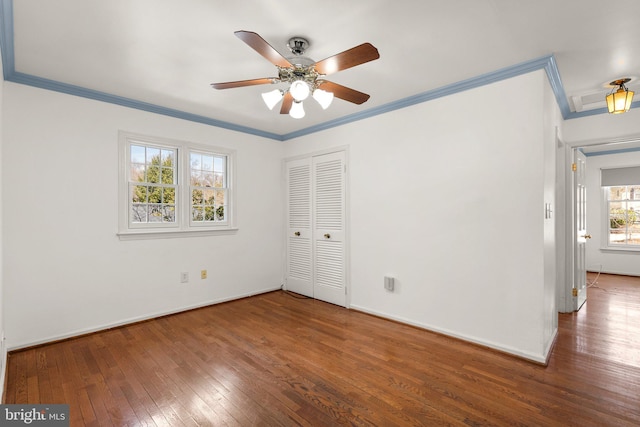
(286, 157), (313, 297)
(574, 149), (588, 310)
(312, 151), (347, 307)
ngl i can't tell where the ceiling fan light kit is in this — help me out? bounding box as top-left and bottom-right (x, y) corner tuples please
(606, 78), (635, 114)
(261, 89), (284, 110)
(289, 79), (311, 102)
(212, 31), (380, 119)
(312, 88), (334, 109)
(289, 101), (305, 119)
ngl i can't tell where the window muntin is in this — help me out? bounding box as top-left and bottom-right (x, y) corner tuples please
(605, 185), (640, 247)
(119, 132), (235, 237)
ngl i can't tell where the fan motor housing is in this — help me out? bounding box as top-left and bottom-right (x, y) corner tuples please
(287, 37), (309, 55)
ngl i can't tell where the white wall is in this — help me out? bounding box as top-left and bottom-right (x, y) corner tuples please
(543, 76), (560, 349)
(284, 70), (557, 362)
(2, 83), (285, 349)
(1, 68), (562, 363)
(585, 150), (640, 276)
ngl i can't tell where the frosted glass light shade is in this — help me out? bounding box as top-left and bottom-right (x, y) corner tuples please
(312, 89), (334, 109)
(290, 80), (310, 101)
(261, 89), (283, 110)
(289, 101), (305, 119)
(606, 87), (634, 114)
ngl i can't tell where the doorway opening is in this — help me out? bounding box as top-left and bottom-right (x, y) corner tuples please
(565, 137), (640, 312)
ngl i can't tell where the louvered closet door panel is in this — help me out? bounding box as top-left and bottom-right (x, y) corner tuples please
(313, 151), (346, 307)
(286, 158), (313, 297)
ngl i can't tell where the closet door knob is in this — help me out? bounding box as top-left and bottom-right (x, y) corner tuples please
(294, 231), (301, 236)
(324, 233), (331, 239)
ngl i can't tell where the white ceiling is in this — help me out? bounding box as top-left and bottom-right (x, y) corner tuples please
(5, 0), (640, 138)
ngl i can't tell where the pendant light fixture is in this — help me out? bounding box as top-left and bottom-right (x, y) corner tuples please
(606, 78), (635, 114)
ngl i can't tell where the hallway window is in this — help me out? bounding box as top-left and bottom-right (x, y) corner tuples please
(605, 186), (640, 247)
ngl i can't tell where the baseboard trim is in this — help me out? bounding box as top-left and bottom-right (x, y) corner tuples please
(587, 269), (640, 278)
(543, 328), (559, 366)
(1, 346), (6, 404)
(350, 304), (552, 365)
(8, 286), (281, 352)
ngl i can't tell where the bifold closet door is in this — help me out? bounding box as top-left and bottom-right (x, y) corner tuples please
(312, 151), (346, 307)
(285, 151), (347, 307)
(286, 157), (313, 297)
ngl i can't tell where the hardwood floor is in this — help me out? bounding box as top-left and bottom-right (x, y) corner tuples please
(4, 273), (640, 426)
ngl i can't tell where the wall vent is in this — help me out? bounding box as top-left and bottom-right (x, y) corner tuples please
(571, 92), (607, 112)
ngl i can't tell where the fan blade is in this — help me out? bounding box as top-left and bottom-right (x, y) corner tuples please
(280, 92), (294, 114)
(314, 43), (379, 75)
(235, 31), (293, 68)
(317, 81), (370, 105)
(211, 78), (277, 90)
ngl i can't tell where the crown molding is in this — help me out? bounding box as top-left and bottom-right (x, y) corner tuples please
(9, 70), (284, 141)
(584, 146), (640, 157)
(2, 0), (616, 142)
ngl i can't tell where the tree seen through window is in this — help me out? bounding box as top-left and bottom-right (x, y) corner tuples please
(607, 185), (640, 246)
(190, 152), (226, 223)
(130, 145), (177, 223)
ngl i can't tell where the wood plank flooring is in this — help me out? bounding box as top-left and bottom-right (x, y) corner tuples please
(4, 273), (640, 426)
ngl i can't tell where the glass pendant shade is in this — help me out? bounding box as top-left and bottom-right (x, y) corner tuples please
(312, 89), (334, 109)
(261, 89), (283, 110)
(606, 83), (634, 114)
(289, 101), (305, 119)
(290, 80), (310, 102)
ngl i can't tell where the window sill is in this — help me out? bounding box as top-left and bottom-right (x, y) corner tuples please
(600, 246), (640, 253)
(117, 227), (239, 241)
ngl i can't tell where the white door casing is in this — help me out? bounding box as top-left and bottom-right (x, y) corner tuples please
(573, 149), (588, 310)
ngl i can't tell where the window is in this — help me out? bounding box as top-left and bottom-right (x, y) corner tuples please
(119, 132), (236, 239)
(190, 152), (227, 224)
(601, 166), (640, 249)
(130, 144), (178, 225)
(605, 186), (640, 247)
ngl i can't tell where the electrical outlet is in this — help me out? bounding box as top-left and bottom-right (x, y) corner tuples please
(180, 272), (189, 283)
(201, 270), (207, 280)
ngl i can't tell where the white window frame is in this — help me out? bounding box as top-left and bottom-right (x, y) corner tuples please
(188, 149), (229, 228)
(601, 185), (640, 252)
(118, 131), (237, 240)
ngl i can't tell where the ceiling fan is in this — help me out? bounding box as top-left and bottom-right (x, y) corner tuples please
(211, 31), (380, 118)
